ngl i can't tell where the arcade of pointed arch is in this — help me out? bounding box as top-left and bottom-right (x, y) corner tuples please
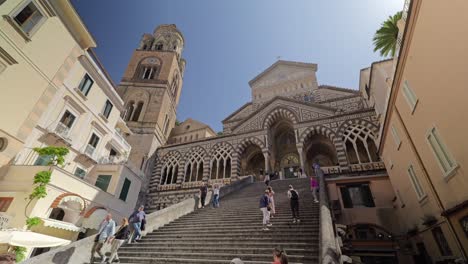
(160, 151), (181, 185)
(183, 146), (206, 182)
(209, 142), (234, 180)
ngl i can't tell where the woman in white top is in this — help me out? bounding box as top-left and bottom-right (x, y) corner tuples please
(212, 184), (220, 208)
(267, 186), (276, 218)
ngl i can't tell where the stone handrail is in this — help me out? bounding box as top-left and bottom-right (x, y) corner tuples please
(316, 168), (342, 264)
(22, 176), (254, 264)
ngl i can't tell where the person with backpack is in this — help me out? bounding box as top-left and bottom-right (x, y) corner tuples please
(272, 248), (289, 264)
(287, 185), (300, 223)
(259, 189), (272, 231)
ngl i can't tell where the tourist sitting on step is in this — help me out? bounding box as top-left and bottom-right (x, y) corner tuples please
(267, 186), (276, 218)
(259, 189), (273, 231)
(287, 185), (301, 223)
(272, 248), (289, 264)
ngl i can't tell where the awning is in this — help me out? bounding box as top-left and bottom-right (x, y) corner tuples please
(0, 230), (70, 248)
(82, 208), (107, 230)
(41, 218), (83, 232)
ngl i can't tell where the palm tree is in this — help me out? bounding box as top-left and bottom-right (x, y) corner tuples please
(373, 11), (402, 57)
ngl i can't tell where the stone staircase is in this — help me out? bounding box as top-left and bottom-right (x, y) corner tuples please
(118, 178), (319, 264)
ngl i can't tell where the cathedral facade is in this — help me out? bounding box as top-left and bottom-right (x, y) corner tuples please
(141, 56), (382, 211)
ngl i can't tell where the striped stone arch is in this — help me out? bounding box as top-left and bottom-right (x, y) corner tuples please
(84, 206), (107, 218)
(336, 119), (379, 170)
(299, 125), (337, 146)
(336, 118), (379, 139)
(50, 192), (87, 215)
(262, 107), (299, 129)
(236, 137), (266, 155)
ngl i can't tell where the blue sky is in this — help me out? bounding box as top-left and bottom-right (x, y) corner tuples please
(72, 0), (403, 132)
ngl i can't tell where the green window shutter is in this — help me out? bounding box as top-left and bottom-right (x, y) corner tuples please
(340, 187), (353, 208)
(361, 185), (375, 207)
(95, 175), (112, 192)
(119, 178), (131, 201)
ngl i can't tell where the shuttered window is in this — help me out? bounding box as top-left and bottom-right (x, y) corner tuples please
(426, 127), (458, 177)
(119, 178), (131, 201)
(407, 165), (426, 200)
(402, 80), (418, 112)
(95, 175), (112, 192)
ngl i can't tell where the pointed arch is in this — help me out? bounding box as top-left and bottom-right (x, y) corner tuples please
(183, 146), (207, 182)
(262, 107), (299, 129)
(236, 137), (266, 155)
(159, 151), (182, 185)
(209, 142), (234, 179)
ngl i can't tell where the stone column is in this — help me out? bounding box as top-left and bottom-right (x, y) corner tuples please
(263, 150), (270, 173)
(202, 156), (211, 182)
(334, 138), (349, 172)
(176, 160), (185, 185)
(230, 151), (239, 181)
(297, 146), (305, 172)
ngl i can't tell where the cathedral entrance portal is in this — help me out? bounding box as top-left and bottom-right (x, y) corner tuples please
(239, 144), (265, 181)
(281, 153), (300, 178)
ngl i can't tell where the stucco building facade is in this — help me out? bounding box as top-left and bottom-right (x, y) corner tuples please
(0, 0), (143, 258)
(376, 0), (468, 262)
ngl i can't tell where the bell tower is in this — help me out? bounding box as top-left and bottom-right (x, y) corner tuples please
(116, 24), (186, 173)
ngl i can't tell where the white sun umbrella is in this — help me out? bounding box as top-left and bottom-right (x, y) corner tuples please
(0, 230), (70, 248)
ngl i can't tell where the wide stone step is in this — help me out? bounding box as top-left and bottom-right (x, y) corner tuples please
(117, 251), (318, 263)
(119, 246), (318, 255)
(118, 256), (312, 264)
(123, 241), (313, 248)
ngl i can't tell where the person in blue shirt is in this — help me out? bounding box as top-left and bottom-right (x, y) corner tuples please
(90, 213), (115, 264)
(129, 205), (146, 243)
(259, 189), (272, 231)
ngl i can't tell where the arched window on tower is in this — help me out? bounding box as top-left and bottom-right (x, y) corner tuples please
(171, 73), (179, 97)
(131, 101), (144, 122)
(135, 57), (161, 80)
(124, 101), (135, 121)
(155, 43), (163, 50)
(141, 66), (157, 79)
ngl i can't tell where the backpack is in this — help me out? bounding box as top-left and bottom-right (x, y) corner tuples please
(290, 190), (299, 200)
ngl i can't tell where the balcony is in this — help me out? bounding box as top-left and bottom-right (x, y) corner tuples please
(74, 145), (97, 168)
(109, 131), (131, 153)
(98, 155), (126, 165)
(38, 122), (72, 147)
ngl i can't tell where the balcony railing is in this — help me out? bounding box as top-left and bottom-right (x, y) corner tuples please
(55, 122), (71, 139)
(114, 131), (131, 150)
(84, 145), (96, 158)
(98, 156), (126, 165)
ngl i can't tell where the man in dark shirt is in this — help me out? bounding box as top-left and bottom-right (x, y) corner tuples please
(199, 182), (208, 208)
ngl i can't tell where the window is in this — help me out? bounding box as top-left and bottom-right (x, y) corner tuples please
(119, 178), (131, 201)
(34, 154), (52, 165)
(340, 184), (375, 208)
(13, 1), (44, 34)
(141, 66), (156, 79)
(78, 74), (94, 96)
(396, 189), (405, 208)
(391, 125), (401, 149)
(88, 134), (100, 148)
(431, 227), (453, 256)
(0, 137), (7, 152)
(59, 111), (76, 128)
(0, 197), (13, 212)
(102, 100), (113, 119)
(365, 84), (370, 98)
(95, 175), (112, 192)
(74, 167), (86, 179)
(402, 80), (418, 112)
(163, 115), (170, 135)
(426, 127), (457, 177)
(155, 43), (163, 50)
(407, 165), (426, 200)
(131, 102), (143, 121)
